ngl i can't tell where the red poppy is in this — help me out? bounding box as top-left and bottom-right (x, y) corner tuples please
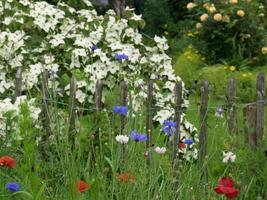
(225, 187), (240, 198)
(0, 156), (16, 169)
(219, 177), (234, 187)
(76, 180), (90, 193)
(116, 172), (135, 183)
(214, 177), (239, 199)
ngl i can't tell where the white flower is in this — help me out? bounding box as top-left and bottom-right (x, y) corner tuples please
(130, 14), (142, 21)
(155, 147), (166, 155)
(115, 135), (129, 144)
(222, 151), (236, 163)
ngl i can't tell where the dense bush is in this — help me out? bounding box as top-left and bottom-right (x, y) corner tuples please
(186, 0), (267, 64)
(172, 45), (267, 102)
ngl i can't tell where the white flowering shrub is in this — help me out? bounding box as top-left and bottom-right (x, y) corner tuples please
(0, 0), (198, 160)
(0, 96), (41, 145)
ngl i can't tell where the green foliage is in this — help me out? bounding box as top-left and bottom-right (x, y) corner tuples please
(173, 45), (267, 102)
(142, 0), (173, 36)
(173, 45), (206, 89)
(189, 0), (267, 64)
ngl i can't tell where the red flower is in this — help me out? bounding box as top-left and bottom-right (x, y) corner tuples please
(219, 177), (234, 188)
(116, 172), (135, 183)
(0, 156), (16, 169)
(76, 180), (89, 193)
(225, 187), (240, 198)
(214, 177), (239, 199)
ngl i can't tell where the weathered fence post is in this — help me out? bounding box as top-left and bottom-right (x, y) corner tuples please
(227, 77), (237, 135)
(13, 67), (22, 102)
(68, 75), (77, 150)
(120, 81), (127, 135)
(172, 82), (182, 200)
(95, 80), (103, 111)
(42, 70), (53, 137)
(256, 72), (265, 144)
(146, 80), (153, 168)
(199, 80), (209, 185)
(243, 104), (257, 150)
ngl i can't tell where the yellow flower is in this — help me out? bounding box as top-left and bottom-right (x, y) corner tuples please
(242, 73), (247, 77)
(196, 22), (203, 30)
(229, 0), (238, 5)
(187, 32), (195, 37)
(237, 10), (245, 17)
(229, 65), (236, 72)
(213, 13), (222, 21)
(261, 47), (267, 54)
(187, 2), (196, 10)
(208, 6), (216, 13)
(200, 13), (209, 22)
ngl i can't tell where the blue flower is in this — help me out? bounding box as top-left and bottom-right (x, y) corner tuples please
(113, 106), (128, 115)
(184, 139), (194, 145)
(215, 106), (224, 118)
(130, 130), (147, 142)
(161, 120), (176, 137)
(114, 53), (129, 61)
(91, 44), (98, 52)
(6, 182), (20, 192)
(163, 120), (177, 127)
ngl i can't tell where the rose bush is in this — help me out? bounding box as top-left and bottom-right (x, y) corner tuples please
(0, 0), (198, 160)
(186, 0), (266, 65)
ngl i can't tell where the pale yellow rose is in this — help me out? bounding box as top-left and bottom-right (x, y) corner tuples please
(196, 23), (203, 30)
(208, 5), (217, 13)
(237, 9), (245, 17)
(200, 13), (209, 22)
(262, 47), (267, 55)
(213, 13), (222, 21)
(229, 0), (238, 5)
(186, 2), (196, 10)
(203, 3), (210, 9)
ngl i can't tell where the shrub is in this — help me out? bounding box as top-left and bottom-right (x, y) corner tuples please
(186, 0), (267, 64)
(0, 0), (198, 160)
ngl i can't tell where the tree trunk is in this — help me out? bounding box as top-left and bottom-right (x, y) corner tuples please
(110, 0), (125, 17)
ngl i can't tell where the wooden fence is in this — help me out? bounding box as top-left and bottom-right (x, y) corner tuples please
(13, 70), (266, 198)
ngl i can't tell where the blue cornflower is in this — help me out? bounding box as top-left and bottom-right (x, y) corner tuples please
(6, 182), (20, 192)
(184, 139), (194, 145)
(161, 120), (176, 137)
(130, 130), (147, 142)
(113, 106), (128, 116)
(114, 53), (129, 61)
(163, 120), (177, 127)
(91, 44), (98, 52)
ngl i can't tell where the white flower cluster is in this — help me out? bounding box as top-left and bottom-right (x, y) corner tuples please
(115, 135), (129, 144)
(222, 151), (236, 163)
(0, 0), (198, 159)
(0, 96), (41, 143)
